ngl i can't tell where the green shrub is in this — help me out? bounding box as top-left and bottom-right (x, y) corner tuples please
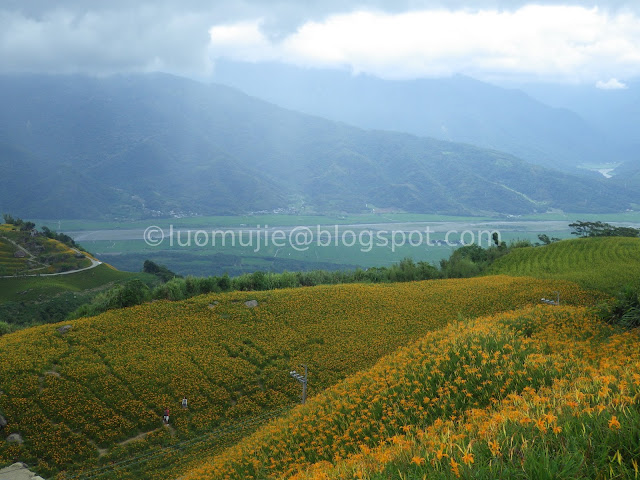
(598, 285), (640, 329)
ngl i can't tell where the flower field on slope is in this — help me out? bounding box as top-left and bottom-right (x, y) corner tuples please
(0, 276), (600, 478)
(0, 223), (92, 275)
(487, 236), (640, 294)
(182, 305), (640, 480)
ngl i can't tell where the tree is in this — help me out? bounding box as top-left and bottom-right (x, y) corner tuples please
(19, 221), (36, 232)
(537, 234), (561, 245)
(143, 260), (180, 282)
(569, 221), (639, 238)
(41, 226), (55, 239)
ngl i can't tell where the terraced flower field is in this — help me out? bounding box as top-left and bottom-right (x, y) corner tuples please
(0, 276), (601, 478)
(0, 224), (92, 276)
(183, 305), (640, 480)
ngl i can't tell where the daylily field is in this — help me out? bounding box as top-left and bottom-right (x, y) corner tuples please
(0, 237), (639, 479)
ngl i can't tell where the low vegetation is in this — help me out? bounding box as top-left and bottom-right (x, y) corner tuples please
(597, 285), (640, 329)
(487, 236), (640, 294)
(184, 305), (640, 480)
(0, 276), (599, 479)
(68, 233), (639, 321)
(0, 264), (156, 332)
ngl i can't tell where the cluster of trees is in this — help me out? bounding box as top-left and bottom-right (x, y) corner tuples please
(2, 214), (35, 232)
(438, 242), (514, 278)
(143, 259), (181, 282)
(536, 234), (562, 245)
(569, 221), (640, 238)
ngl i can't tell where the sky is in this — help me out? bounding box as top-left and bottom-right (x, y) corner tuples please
(1, 1), (639, 87)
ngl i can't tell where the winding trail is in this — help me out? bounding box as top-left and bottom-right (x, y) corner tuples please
(0, 236), (103, 278)
(34, 256), (103, 276)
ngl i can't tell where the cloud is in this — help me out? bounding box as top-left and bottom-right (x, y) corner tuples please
(0, 6), (215, 78)
(209, 20), (279, 62)
(208, 5), (640, 83)
(1, 1), (640, 83)
(595, 78), (628, 89)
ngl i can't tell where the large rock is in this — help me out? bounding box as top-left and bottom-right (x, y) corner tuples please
(0, 414), (7, 428)
(244, 300), (258, 308)
(0, 462), (46, 480)
(6, 433), (23, 444)
(57, 325), (72, 335)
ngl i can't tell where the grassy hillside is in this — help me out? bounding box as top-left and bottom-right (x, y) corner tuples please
(0, 223), (91, 276)
(0, 223), (157, 329)
(487, 237), (640, 294)
(0, 264), (144, 304)
(0, 263), (156, 330)
(184, 305), (640, 480)
(0, 276), (602, 479)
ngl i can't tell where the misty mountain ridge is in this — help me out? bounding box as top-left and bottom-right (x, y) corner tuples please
(210, 60), (633, 171)
(0, 73), (635, 220)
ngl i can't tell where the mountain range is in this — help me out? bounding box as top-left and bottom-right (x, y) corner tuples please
(0, 73), (636, 220)
(210, 60), (636, 171)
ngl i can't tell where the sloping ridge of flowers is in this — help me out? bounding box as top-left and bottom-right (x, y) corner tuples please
(183, 305), (640, 480)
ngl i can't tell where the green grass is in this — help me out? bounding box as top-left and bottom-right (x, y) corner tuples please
(0, 264), (158, 331)
(488, 236), (640, 294)
(0, 264), (152, 303)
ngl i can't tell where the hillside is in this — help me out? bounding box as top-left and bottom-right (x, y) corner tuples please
(0, 222), (156, 330)
(0, 223), (91, 277)
(0, 143), (121, 220)
(487, 236), (640, 294)
(0, 263), (157, 330)
(0, 74), (636, 219)
(210, 60), (622, 170)
(520, 78), (640, 163)
(0, 276), (602, 479)
(184, 304), (640, 480)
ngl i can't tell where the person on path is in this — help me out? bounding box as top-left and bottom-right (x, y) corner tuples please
(163, 407), (170, 425)
(182, 397), (188, 409)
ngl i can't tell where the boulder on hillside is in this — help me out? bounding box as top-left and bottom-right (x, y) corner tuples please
(244, 300), (258, 308)
(0, 462), (46, 480)
(6, 432), (23, 444)
(57, 325), (72, 335)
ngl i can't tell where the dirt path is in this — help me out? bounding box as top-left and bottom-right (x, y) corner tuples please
(106, 424), (176, 452)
